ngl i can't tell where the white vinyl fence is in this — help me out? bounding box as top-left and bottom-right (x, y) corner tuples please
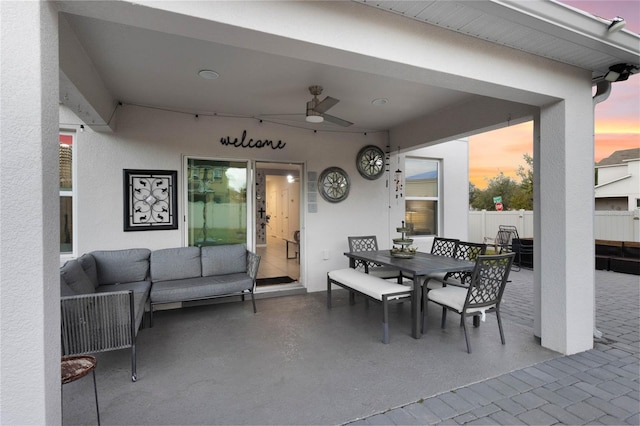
(469, 209), (640, 243)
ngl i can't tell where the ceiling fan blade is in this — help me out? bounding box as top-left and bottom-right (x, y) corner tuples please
(322, 113), (353, 127)
(313, 96), (339, 114)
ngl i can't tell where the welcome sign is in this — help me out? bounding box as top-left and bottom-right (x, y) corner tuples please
(220, 130), (286, 150)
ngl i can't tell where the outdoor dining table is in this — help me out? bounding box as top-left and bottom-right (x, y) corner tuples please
(343, 250), (475, 339)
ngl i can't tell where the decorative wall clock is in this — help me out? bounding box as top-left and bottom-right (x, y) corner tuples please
(318, 167), (350, 203)
(356, 145), (385, 180)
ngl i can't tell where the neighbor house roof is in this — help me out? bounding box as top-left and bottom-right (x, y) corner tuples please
(597, 148), (640, 166)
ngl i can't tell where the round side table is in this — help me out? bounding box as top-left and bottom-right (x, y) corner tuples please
(61, 355), (100, 425)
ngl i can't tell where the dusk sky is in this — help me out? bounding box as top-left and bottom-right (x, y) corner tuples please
(469, 0), (640, 189)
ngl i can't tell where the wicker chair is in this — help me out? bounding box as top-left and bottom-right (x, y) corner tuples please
(424, 253), (515, 353)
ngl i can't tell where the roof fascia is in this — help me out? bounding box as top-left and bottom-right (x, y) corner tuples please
(595, 174), (632, 188)
(467, 1), (640, 69)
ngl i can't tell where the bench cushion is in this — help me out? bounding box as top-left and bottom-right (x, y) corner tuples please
(91, 249), (151, 285)
(151, 247), (201, 282)
(201, 244), (246, 276)
(328, 268), (411, 301)
(151, 274), (252, 304)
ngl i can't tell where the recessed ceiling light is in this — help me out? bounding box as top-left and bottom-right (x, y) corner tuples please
(372, 98), (388, 106)
(198, 70), (219, 80)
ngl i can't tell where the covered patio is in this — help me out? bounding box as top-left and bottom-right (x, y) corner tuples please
(2, 2), (639, 424)
(61, 269), (639, 425)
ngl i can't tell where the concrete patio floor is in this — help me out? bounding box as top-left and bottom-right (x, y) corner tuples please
(62, 268), (639, 425)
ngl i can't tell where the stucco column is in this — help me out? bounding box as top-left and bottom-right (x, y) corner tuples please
(538, 96), (595, 355)
(0, 2), (60, 424)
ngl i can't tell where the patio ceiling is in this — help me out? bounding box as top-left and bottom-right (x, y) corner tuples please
(56, 1), (639, 133)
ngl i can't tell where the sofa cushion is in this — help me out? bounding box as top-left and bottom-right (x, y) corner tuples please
(150, 274), (252, 304)
(151, 247), (201, 282)
(60, 275), (77, 297)
(60, 260), (95, 295)
(78, 253), (99, 289)
(201, 244), (246, 277)
(91, 249), (150, 285)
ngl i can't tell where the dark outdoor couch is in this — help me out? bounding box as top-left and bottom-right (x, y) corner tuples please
(60, 244), (260, 381)
(595, 240), (639, 275)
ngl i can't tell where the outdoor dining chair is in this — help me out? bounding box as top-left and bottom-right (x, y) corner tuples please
(424, 241), (487, 290)
(424, 253), (515, 353)
(430, 237), (459, 257)
(347, 236), (403, 283)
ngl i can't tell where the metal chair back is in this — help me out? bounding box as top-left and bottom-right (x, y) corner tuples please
(446, 241), (487, 283)
(430, 237), (459, 257)
(466, 253), (514, 311)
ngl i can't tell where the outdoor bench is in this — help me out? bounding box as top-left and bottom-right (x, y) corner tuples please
(327, 268), (412, 344)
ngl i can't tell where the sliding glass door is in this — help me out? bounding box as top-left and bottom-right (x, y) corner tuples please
(186, 158), (248, 247)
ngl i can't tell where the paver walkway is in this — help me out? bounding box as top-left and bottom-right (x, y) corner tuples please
(346, 269), (639, 425)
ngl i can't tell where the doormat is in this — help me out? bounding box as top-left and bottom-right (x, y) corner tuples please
(257, 276), (296, 286)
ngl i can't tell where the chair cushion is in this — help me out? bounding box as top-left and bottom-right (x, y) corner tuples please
(60, 260), (95, 295)
(91, 249), (151, 285)
(201, 244), (246, 276)
(151, 247), (201, 282)
(428, 286), (496, 314)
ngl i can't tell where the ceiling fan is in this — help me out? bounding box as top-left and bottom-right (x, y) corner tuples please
(305, 85), (353, 127)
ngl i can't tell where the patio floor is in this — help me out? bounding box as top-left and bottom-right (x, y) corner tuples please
(62, 268), (639, 425)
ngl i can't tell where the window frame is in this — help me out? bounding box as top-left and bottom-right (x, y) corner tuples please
(182, 155), (252, 248)
(404, 156), (441, 237)
(59, 131), (77, 261)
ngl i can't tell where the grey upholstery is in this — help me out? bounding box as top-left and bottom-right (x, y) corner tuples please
(151, 247), (201, 282)
(151, 274), (252, 304)
(78, 253), (99, 288)
(149, 245), (260, 323)
(91, 249), (151, 284)
(201, 244), (247, 276)
(60, 260), (96, 294)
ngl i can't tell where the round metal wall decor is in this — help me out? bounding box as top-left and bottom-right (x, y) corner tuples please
(318, 167), (350, 203)
(356, 145), (385, 180)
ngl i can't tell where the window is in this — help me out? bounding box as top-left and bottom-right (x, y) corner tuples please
(59, 133), (74, 253)
(405, 158), (439, 236)
(186, 158), (247, 246)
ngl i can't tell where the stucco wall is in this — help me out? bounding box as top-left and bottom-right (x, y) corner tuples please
(71, 104), (469, 293)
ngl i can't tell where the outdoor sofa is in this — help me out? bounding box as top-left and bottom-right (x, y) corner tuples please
(60, 244), (260, 381)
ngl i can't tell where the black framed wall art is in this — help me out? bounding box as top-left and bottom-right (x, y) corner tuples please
(123, 169), (178, 231)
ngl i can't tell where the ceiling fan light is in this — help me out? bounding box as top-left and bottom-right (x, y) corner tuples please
(306, 115), (324, 123)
